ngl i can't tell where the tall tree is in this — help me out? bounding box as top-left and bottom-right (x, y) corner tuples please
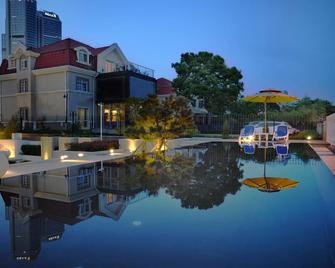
(172, 52), (244, 114)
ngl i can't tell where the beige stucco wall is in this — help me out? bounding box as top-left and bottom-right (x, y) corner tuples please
(326, 113), (335, 146)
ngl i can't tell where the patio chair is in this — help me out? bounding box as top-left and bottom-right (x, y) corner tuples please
(243, 144), (255, 155)
(273, 125), (289, 142)
(239, 125), (256, 144)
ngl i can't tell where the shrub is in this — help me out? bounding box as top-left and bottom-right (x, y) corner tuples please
(67, 140), (119, 152)
(4, 116), (19, 139)
(21, 145), (41, 156)
(290, 130), (321, 140)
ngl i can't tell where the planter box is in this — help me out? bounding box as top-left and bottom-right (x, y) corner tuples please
(118, 139), (157, 153)
(78, 137), (100, 143)
(11, 133), (22, 140)
(59, 137), (79, 151)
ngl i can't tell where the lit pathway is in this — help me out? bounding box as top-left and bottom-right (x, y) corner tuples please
(310, 145), (335, 176)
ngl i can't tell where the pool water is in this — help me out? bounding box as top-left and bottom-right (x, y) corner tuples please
(0, 143), (334, 268)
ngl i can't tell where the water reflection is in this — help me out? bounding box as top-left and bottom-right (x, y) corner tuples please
(0, 142), (321, 262)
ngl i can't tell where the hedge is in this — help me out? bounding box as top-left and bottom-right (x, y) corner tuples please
(21, 145), (41, 156)
(67, 140), (119, 152)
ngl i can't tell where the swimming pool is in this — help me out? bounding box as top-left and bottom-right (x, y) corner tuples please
(0, 142), (334, 268)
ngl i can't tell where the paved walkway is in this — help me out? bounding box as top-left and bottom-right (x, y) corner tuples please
(310, 145), (335, 176)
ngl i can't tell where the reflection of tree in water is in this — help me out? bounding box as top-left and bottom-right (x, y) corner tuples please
(125, 142), (243, 210)
(166, 143), (243, 210)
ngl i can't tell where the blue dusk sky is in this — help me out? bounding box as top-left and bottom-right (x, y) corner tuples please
(1, 0), (334, 103)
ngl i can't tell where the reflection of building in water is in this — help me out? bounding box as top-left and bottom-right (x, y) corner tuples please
(173, 146), (208, 166)
(97, 160), (147, 221)
(0, 162), (147, 261)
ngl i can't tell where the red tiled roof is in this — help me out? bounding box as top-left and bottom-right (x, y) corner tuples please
(157, 78), (175, 95)
(0, 59), (16, 75)
(0, 38), (111, 74)
(34, 38), (98, 71)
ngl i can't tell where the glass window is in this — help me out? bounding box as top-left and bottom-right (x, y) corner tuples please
(76, 77), (89, 92)
(78, 49), (89, 64)
(19, 79), (28, 93)
(19, 107), (29, 120)
(20, 58), (28, 70)
(77, 174), (90, 191)
(21, 175), (30, 188)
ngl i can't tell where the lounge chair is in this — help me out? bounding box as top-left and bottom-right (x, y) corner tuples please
(243, 144), (255, 155)
(273, 125), (289, 142)
(239, 125), (255, 144)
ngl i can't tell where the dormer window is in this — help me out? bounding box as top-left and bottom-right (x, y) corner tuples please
(75, 47), (91, 65)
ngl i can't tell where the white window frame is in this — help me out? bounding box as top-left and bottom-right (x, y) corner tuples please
(74, 46), (91, 65)
(76, 77), (90, 92)
(19, 79), (28, 93)
(20, 57), (28, 70)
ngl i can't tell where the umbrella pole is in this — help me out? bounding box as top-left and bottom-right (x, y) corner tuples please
(264, 101), (267, 142)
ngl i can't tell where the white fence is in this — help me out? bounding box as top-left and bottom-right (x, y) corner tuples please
(326, 113), (335, 146)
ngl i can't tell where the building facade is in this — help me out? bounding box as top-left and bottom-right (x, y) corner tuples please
(0, 38), (156, 132)
(2, 0), (62, 59)
(37, 11), (62, 48)
(157, 77), (208, 115)
(3, 0), (38, 59)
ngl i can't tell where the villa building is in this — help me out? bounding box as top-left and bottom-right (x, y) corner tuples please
(157, 77), (208, 115)
(0, 38), (156, 133)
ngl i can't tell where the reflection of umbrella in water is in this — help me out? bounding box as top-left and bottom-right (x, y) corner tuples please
(242, 147), (299, 192)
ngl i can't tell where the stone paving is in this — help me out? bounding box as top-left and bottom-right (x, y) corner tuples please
(310, 145), (335, 176)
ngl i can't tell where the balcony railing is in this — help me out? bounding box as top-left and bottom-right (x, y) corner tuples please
(106, 62), (155, 78)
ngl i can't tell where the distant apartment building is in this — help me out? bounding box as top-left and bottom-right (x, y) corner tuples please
(157, 77), (208, 115)
(2, 0), (62, 59)
(0, 38), (156, 133)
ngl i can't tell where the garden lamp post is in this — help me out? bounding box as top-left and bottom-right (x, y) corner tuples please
(98, 103), (104, 141)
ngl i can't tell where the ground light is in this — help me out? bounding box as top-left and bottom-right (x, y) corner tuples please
(60, 155), (68, 160)
(78, 153), (84, 157)
(307, 136), (312, 140)
(110, 149), (114, 155)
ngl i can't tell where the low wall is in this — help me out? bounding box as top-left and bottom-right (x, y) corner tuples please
(326, 113), (335, 146)
(0, 139), (40, 159)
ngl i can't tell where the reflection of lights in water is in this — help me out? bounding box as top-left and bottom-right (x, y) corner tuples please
(132, 220), (142, 226)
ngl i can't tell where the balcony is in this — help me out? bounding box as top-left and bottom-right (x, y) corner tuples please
(104, 62), (155, 78)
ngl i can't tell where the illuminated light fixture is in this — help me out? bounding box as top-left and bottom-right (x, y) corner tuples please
(60, 155), (68, 160)
(109, 149), (114, 155)
(307, 136), (312, 140)
(78, 153), (84, 157)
